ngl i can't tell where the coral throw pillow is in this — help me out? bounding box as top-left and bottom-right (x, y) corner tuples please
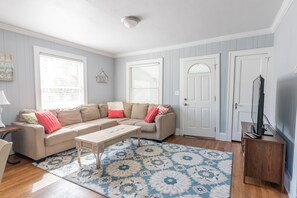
(145, 108), (159, 123)
(35, 111), (62, 134)
(108, 110), (124, 118)
(157, 105), (169, 115)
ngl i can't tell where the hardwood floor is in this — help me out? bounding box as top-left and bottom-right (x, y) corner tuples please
(0, 135), (288, 198)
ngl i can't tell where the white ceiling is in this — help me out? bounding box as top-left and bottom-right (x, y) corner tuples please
(0, 0), (283, 56)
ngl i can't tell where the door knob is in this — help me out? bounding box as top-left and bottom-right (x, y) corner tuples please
(184, 98), (187, 101)
(184, 103), (188, 106)
(234, 103), (238, 109)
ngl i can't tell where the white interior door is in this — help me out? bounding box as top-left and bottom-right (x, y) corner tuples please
(182, 57), (217, 138)
(231, 53), (270, 141)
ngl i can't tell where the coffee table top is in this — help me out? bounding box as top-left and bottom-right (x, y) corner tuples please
(75, 124), (141, 144)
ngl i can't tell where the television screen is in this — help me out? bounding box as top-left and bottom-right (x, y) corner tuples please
(251, 75), (265, 136)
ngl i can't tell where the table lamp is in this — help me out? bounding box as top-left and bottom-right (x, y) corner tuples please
(0, 90), (10, 128)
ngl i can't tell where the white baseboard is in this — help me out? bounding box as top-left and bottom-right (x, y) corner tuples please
(285, 170), (297, 198)
(175, 128), (180, 136)
(218, 132), (228, 141)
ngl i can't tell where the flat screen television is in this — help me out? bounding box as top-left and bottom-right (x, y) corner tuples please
(251, 75), (265, 137)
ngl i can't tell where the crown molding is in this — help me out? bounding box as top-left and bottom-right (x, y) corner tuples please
(1, 0), (293, 59)
(0, 21), (114, 58)
(271, 0), (294, 32)
(114, 28), (272, 58)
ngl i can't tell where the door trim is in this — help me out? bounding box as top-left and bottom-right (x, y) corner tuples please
(180, 54), (220, 139)
(226, 47), (273, 141)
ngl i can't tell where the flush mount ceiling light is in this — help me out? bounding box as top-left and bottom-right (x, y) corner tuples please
(121, 16), (140, 28)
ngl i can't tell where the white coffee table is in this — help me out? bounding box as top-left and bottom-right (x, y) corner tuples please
(75, 124), (141, 169)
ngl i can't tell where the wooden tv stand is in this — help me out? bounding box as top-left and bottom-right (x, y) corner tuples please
(241, 121), (286, 192)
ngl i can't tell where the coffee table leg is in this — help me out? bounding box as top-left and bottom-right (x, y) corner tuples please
(92, 145), (103, 169)
(76, 141), (82, 166)
(137, 129), (141, 147)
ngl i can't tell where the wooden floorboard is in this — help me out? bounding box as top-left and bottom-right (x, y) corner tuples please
(0, 135), (288, 198)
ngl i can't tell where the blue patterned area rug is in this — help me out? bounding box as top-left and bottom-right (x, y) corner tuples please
(33, 139), (233, 198)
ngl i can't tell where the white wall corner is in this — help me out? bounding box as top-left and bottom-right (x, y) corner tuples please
(175, 128), (180, 136)
(285, 171), (293, 198)
(271, 0), (294, 32)
(284, 169), (297, 198)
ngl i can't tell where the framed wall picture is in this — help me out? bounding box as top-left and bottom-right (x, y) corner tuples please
(96, 68), (108, 83)
(0, 54), (13, 81)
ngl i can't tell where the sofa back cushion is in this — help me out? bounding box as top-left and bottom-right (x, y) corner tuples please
(45, 109), (59, 117)
(123, 102), (133, 118)
(98, 104), (108, 118)
(80, 104), (100, 122)
(57, 109), (82, 126)
(131, 103), (149, 119)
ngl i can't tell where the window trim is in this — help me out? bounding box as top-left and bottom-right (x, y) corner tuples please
(126, 58), (163, 104)
(33, 46), (88, 109)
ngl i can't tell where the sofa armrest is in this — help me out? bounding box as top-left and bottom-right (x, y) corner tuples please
(12, 122), (46, 160)
(155, 112), (176, 140)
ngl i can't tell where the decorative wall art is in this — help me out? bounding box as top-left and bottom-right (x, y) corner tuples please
(96, 68), (108, 83)
(0, 54), (14, 81)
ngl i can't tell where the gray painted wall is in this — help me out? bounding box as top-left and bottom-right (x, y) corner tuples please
(273, 0), (297, 196)
(114, 34), (274, 132)
(0, 28), (114, 125)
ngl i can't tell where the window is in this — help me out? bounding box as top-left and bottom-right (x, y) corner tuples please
(188, 63), (210, 74)
(126, 59), (163, 104)
(34, 46), (87, 109)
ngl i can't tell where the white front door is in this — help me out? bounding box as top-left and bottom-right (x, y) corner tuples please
(230, 51), (271, 141)
(181, 56), (217, 138)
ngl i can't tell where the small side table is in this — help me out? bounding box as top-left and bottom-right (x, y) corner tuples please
(0, 125), (21, 164)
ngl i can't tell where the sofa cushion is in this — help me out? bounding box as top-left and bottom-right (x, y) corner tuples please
(44, 109), (59, 117)
(86, 118), (118, 130)
(57, 109), (82, 126)
(98, 104), (108, 118)
(131, 104), (149, 119)
(107, 118), (129, 123)
(45, 127), (77, 146)
(80, 104), (100, 122)
(35, 111), (62, 133)
(123, 102), (133, 118)
(119, 119), (143, 125)
(135, 121), (156, 132)
(64, 123), (101, 136)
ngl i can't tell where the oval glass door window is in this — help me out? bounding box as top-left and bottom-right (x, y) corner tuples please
(188, 63), (210, 74)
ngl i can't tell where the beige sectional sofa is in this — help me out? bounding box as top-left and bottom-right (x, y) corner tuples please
(12, 103), (176, 160)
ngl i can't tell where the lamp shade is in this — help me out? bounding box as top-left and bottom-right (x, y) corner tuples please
(0, 91), (10, 105)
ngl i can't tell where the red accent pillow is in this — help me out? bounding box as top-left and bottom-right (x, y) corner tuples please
(145, 108), (159, 123)
(35, 111), (62, 134)
(108, 110), (124, 118)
